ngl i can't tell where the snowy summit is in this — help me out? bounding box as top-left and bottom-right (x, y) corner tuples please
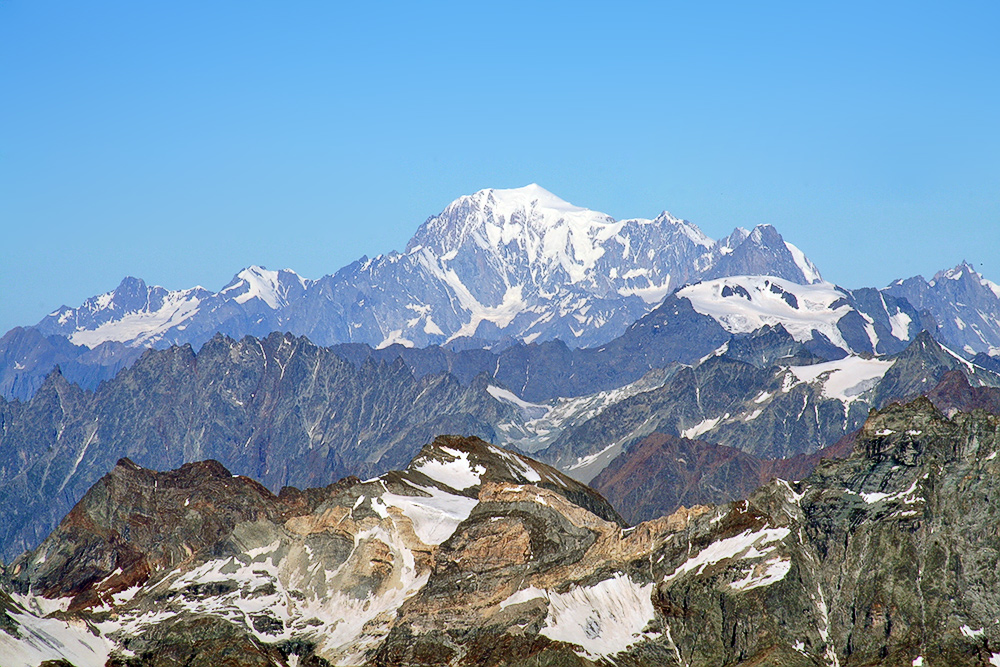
(36, 185), (825, 352)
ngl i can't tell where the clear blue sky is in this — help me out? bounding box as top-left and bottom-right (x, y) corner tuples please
(2, 1), (998, 334)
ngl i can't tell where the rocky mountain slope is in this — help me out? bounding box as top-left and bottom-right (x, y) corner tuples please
(588, 367), (1000, 525)
(0, 327), (142, 402)
(0, 333), (523, 561)
(7, 400), (1000, 665)
(2, 437), (621, 667)
(539, 331), (1000, 484)
(0, 310), (731, 563)
(886, 261), (1000, 357)
(4, 317), (997, 565)
(589, 430), (858, 526)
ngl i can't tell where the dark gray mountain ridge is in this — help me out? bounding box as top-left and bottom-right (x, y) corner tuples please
(0, 301), (748, 563)
(591, 368), (1000, 526)
(2, 318), (996, 567)
(0, 332), (521, 561)
(886, 261), (1000, 356)
(0, 327), (142, 402)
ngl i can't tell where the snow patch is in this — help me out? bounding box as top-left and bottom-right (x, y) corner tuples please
(788, 356), (894, 403)
(679, 276), (853, 351)
(784, 241), (822, 284)
(730, 556), (792, 591)
(499, 586), (547, 609)
(663, 526), (790, 583)
(414, 447), (486, 491)
(681, 416), (722, 439)
(380, 484), (479, 545)
(376, 329), (415, 349)
(0, 609), (113, 667)
(487, 385), (551, 419)
(889, 310), (912, 340)
(859, 476), (923, 505)
(539, 573), (659, 660)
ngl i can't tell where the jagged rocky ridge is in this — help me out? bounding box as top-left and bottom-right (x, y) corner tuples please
(886, 261), (1000, 357)
(588, 367), (1000, 525)
(3, 316), (998, 564)
(8, 401), (1000, 665)
(534, 330), (1000, 482)
(0, 333), (519, 561)
(0, 308), (740, 562)
(5, 258), (994, 420)
(2, 437), (622, 666)
(8, 186), (1000, 406)
(589, 430), (858, 526)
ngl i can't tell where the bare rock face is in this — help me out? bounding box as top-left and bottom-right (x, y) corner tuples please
(588, 431), (857, 525)
(3, 436), (619, 667)
(376, 398), (1000, 666)
(7, 403), (1000, 666)
(0, 332), (522, 562)
(10, 458), (296, 611)
(587, 366), (1000, 527)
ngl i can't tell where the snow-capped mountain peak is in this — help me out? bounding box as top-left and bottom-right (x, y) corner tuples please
(220, 265), (306, 310)
(705, 224), (822, 286)
(679, 276), (851, 347)
(31, 186), (829, 354)
(42, 277), (209, 349)
(409, 185), (621, 266)
(482, 183), (588, 215)
(677, 275), (919, 356)
(651, 211), (714, 247)
(932, 261), (979, 286)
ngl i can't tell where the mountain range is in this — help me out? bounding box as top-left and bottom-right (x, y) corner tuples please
(2, 313), (997, 564)
(32, 185), (822, 353)
(6, 399), (1000, 665)
(4, 184), (1000, 665)
(5, 186), (1000, 410)
(4, 185), (1000, 568)
(3, 185), (830, 400)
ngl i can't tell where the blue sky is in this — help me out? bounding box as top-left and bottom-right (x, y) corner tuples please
(2, 1), (998, 334)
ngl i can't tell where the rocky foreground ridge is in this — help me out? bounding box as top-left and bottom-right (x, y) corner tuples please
(5, 399), (1000, 666)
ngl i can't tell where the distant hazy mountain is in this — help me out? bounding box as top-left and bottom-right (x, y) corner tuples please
(674, 275), (924, 356)
(884, 261), (1000, 356)
(32, 185), (821, 353)
(15, 185), (1000, 405)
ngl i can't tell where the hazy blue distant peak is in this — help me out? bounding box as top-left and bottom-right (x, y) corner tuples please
(27, 185), (826, 355)
(885, 261), (1000, 357)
